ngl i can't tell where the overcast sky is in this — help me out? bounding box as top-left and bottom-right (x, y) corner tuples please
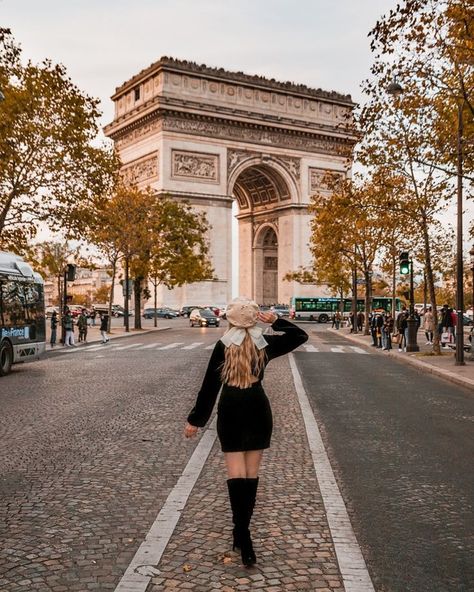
(3, 0), (397, 127)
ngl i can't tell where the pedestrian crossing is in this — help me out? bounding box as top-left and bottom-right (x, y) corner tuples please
(54, 341), (370, 355)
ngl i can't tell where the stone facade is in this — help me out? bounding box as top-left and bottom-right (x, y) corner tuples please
(104, 58), (356, 307)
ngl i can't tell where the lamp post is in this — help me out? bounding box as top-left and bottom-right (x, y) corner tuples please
(470, 245), (474, 361)
(387, 78), (464, 363)
(405, 258), (420, 352)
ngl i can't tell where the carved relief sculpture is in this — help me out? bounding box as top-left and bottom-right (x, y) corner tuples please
(309, 167), (345, 194)
(172, 150), (219, 182)
(121, 152), (159, 184)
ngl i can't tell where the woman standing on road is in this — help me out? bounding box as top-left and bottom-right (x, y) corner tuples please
(184, 298), (308, 567)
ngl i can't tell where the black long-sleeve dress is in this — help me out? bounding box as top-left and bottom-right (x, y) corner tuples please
(187, 318), (308, 452)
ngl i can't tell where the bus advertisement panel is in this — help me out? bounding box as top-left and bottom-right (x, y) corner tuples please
(289, 296), (402, 322)
(0, 252), (46, 376)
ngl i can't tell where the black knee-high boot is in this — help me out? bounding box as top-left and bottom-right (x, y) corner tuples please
(227, 478), (256, 567)
(246, 477), (259, 527)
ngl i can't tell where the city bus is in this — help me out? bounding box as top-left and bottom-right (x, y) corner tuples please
(289, 296), (403, 322)
(0, 251), (46, 376)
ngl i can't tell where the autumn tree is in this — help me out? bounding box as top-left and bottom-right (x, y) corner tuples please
(0, 28), (118, 253)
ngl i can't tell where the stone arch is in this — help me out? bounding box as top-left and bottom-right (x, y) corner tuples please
(253, 224), (279, 305)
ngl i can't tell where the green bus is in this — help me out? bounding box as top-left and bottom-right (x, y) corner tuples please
(0, 252), (46, 376)
(289, 296), (403, 323)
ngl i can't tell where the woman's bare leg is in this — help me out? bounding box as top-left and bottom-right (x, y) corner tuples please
(244, 450), (263, 478)
(224, 452), (247, 478)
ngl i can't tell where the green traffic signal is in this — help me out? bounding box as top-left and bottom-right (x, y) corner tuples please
(399, 251), (410, 275)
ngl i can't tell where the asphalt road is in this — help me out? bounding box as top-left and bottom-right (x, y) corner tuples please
(297, 326), (474, 592)
(1, 319), (473, 591)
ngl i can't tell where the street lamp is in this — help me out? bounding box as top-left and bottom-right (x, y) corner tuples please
(387, 78), (465, 364)
(470, 245), (474, 361)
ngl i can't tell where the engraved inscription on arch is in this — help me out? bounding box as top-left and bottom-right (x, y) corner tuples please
(171, 150), (219, 183)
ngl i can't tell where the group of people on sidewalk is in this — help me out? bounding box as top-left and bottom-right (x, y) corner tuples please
(49, 308), (109, 347)
(331, 303), (462, 352)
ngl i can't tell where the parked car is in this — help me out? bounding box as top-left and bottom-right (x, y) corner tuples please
(143, 308), (179, 319)
(270, 305), (290, 318)
(111, 304), (133, 318)
(189, 308), (220, 327)
(180, 305), (205, 318)
(45, 306), (60, 318)
(67, 304), (85, 318)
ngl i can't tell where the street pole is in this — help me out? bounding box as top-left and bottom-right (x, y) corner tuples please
(470, 245), (474, 361)
(352, 246), (358, 334)
(124, 256), (130, 333)
(61, 269), (68, 344)
(455, 101), (465, 365)
(406, 259), (419, 352)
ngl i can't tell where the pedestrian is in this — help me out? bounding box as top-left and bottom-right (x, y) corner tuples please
(423, 306), (434, 345)
(440, 304), (453, 347)
(382, 312), (394, 350)
(100, 312), (109, 343)
(50, 310), (58, 347)
(335, 310), (342, 330)
(63, 308), (76, 347)
(184, 298), (308, 567)
(375, 312), (384, 348)
(77, 309), (88, 343)
(331, 312), (336, 328)
(349, 311), (355, 333)
(396, 308), (408, 352)
(91, 308), (97, 326)
(357, 311), (364, 332)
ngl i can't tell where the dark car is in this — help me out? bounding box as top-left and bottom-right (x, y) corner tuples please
(111, 305), (133, 318)
(180, 305), (205, 318)
(189, 308), (220, 327)
(143, 308), (178, 319)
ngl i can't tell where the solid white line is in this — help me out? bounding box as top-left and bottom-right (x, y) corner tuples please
(156, 342), (184, 350)
(289, 354), (376, 592)
(113, 418), (217, 592)
(302, 344), (319, 352)
(349, 346), (368, 355)
(182, 342), (204, 350)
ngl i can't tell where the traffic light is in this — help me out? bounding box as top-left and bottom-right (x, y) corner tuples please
(66, 264), (76, 282)
(399, 252), (410, 275)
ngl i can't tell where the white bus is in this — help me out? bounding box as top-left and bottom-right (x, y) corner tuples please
(289, 296), (403, 323)
(0, 252), (46, 376)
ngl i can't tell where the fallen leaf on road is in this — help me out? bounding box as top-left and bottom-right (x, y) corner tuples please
(182, 563), (192, 572)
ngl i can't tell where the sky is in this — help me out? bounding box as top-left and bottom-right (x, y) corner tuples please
(2, 0), (472, 261)
(3, 0), (397, 127)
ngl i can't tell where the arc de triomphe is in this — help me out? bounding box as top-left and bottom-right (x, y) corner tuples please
(104, 58), (355, 307)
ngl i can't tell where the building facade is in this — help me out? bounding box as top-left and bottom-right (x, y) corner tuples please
(104, 58), (356, 307)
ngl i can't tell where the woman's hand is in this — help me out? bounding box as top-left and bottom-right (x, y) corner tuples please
(258, 311), (278, 324)
(184, 422), (198, 439)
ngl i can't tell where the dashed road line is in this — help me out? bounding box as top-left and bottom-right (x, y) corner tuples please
(330, 347), (345, 353)
(182, 342), (205, 350)
(302, 344), (319, 352)
(114, 343), (144, 351)
(289, 354), (376, 592)
(156, 342), (184, 350)
(349, 345), (368, 355)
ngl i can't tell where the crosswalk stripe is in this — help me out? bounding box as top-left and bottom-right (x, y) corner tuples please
(204, 344), (215, 350)
(182, 342), (204, 350)
(330, 347), (345, 353)
(114, 343), (143, 351)
(302, 344), (319, 352)
(349, 345), (368, 355)
(156, 342), (184, 350)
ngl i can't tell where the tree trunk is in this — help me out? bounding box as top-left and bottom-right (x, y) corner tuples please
(107, 258), (117, 333)
(364, 269), (371, 335)
(124, 256), (130, 332)
(422, 221), (440, 354)
(134, 277), (142, 330)
(154, 279), (158, 328)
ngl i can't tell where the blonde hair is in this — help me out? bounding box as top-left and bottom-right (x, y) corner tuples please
(221, 330), (267, 389)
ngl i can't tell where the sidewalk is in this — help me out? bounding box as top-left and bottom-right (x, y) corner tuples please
(329, 328), (474, 391)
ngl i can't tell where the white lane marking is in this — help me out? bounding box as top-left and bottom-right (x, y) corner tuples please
(204, 344), (215, 350)
(156, 342), (184, 350)
(349, 346), (368, 355)
(113, 418), (217, 592)
(140, 343), (162, 349)
(302, 344), (319, 352)
(182, 342), (204, 350)
(330, 347), (345, 353)
(289, 354), (376, 592)
(114, 343), (143, 351)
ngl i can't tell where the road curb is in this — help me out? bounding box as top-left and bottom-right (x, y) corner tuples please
(326, 328), (474, 392)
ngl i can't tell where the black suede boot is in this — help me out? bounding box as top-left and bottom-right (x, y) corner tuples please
(227, 478), (246, 551)
(227, 478), (256, 567)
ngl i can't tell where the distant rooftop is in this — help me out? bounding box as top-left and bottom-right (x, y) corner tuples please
(113, 57), (353, 104)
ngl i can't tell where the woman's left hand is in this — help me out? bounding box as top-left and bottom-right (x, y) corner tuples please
(258, 311), (278, 324)
(184, 422), (198, 439)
